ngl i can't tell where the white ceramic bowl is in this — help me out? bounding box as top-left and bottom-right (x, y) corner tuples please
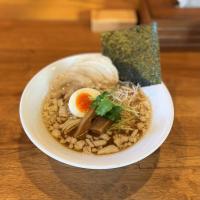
(19, 53), (174, 169)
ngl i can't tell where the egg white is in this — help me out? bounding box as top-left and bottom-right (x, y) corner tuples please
(68, 88), (100, 117)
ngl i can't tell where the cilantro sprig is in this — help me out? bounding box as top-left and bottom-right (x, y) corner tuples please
(91, 92), (122, 122)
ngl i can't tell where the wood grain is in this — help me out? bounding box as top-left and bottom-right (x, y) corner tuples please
(0, 13), (200, 200)
(139, 0), (200, 50)
(91, 9), (138, 32)
(0, 0), (138, 21)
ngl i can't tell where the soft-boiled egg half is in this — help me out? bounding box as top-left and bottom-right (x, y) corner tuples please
(68, 88), (100, 117)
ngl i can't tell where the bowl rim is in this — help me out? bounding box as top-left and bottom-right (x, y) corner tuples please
(19, 53), (174, 169)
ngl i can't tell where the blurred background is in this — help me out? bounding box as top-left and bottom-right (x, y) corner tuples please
(0, 0), (138, 21)
(0, 0), (199, 50)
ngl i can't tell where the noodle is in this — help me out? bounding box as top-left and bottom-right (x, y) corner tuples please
(42, 79), (151, 155)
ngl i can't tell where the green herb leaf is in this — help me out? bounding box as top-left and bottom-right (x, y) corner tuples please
(91, 91), (109, 109)
(105, 106), (122, 122)
(91, 91), (122, 122)
(95, 98), (113, 116)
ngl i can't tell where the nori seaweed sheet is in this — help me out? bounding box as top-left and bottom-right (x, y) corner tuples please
(101, 23), (161, 86)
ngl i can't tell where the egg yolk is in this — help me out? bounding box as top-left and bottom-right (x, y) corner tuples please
(76, 93), (93, 112)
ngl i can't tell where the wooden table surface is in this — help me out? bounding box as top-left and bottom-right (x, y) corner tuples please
(0, 19), (200, 200)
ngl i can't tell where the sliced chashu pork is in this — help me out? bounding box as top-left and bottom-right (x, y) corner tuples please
(74, 54), (119, 84)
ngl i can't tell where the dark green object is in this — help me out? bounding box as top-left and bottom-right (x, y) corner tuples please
(91, 92), (122, 122)
(95, 98), (113, 116)
(101, 23), (161, 86)
(105, 106), (122, 122)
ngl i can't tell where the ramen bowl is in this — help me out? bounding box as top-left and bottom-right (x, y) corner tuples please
(19, 53), (174, 169)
